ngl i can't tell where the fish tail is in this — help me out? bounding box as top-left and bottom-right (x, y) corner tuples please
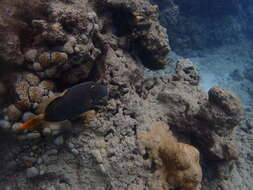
(17, 114), (44, 131)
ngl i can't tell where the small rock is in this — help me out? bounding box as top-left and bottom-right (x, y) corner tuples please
(12, 122), (22, 132)
(33, 103), (39, 109)
(6, 105), (22, 122)
(95, 139), (106, 149)
(67, 142), (74, 149)
(86, 23), (93, 34)
(87, 11), (97, 20)
(37, 157), (43, 164)
(26, 167), (39, 178)
(54, 136), (64, 145)
(71, 148), (79, 155)
(52, 129), (61, 136)
(42, 155), (50, 164)
(80, 34), (89, 44)
(244, 106), (253, 112)
(99, 164), (106, 173)
(91, 150), (103, 163)
(42, 127), (52, 136)
(26, 132), (41, 139)
(63, 36), (77, 54)
(45, 186), (56, 190)
(246, 119), (253, 130)
(93, 24), (99, 31)
(43, 122), (62, 135)
(0, 120), (11, 130)
(39, 170), (45, 176)
(22, 112), (36, 122)
(208, 86), (243, 116)
(46, 149), (58, 155)
(58, 183), (71, 190)
(33, 62), (43, 71)
(25, 49), (38, 62)
(74, 46), (80, 52)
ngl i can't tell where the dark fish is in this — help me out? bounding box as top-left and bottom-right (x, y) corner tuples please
(17, 81), (108, 131)
(44, 81), (108, 122)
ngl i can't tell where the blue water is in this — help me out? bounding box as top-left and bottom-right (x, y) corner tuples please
(147, 0), (253, 110)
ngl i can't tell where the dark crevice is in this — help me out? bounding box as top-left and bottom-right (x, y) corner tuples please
(133, 40), (161, 70)
(142, 148), (149, 160)
(0, 60), (25, 107)
(110, 6), (135, 37)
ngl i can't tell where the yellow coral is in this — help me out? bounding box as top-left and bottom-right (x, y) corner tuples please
(138, 122), (202, 190)
(51, 52), (68, 64)
(38, 52), (51, 68)
(82, 110), (96, 121)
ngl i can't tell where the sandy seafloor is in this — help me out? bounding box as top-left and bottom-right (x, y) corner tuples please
(145, 41), (253, 110)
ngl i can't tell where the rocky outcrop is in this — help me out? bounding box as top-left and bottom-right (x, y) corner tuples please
(100, 0), (170, 69)
(151, 65), (244, 161)
(174, 59), (200, 86)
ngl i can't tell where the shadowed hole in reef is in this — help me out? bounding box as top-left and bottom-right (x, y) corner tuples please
(108, 5), (162, 70)
(0, 59), (25, 108)
(170, 188), (182, 190)
(13, 0), (50, 50)
(110, 5), (135, 37)
(133, 39), (162, 70)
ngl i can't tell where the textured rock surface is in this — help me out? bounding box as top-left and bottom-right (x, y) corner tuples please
(100, 0), (170, 69)
(0, 0), (248, 190)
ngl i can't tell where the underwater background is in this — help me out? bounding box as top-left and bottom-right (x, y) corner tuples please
(148, 0), (253, 111)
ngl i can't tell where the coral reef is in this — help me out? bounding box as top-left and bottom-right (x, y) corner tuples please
(153, 67), (243, 161)
(139, 122), (202, 190)
(0, 0), (247, 190)
(100, 0), (170, 69)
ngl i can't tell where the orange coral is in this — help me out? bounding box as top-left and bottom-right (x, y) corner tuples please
(138, 122), (202, 190)
(51, 52), (68, 64)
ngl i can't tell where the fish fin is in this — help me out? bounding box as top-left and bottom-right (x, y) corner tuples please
(37, 95), (63, 114)
(17, 114), (44, 131)
(60, 89), (69, 96)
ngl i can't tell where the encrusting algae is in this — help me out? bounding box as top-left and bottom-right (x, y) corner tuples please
(17, 81), (108, 131)
(138, 122), (202, 190)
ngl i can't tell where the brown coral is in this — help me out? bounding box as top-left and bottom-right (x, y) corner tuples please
(139, 122), (202, 190)
(102, 0), (170, 69)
